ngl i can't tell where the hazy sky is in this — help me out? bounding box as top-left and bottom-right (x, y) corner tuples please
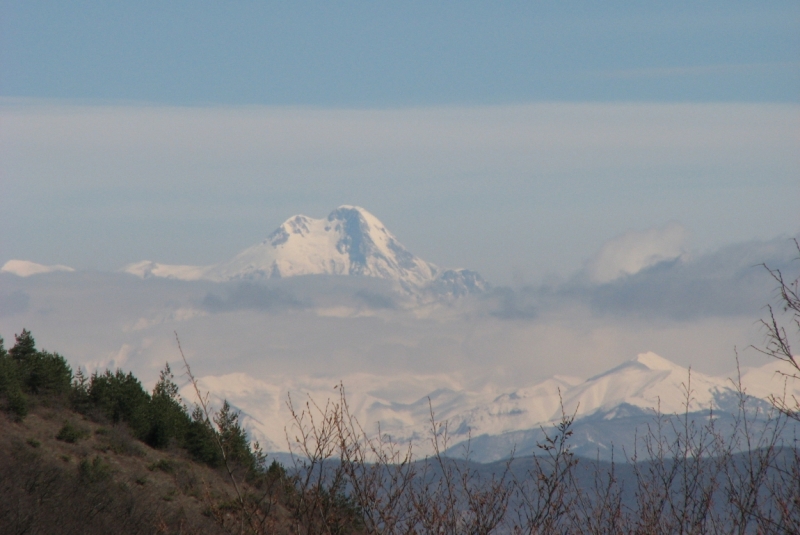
(2, 2), (798, 285)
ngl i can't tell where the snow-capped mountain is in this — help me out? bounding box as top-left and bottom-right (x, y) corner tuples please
(1, 260), (75, 277)
(125, 206), (487, 296)
(183, 352), (800, 462)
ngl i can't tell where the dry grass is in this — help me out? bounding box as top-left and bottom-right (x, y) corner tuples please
(0, 403), (290, 534)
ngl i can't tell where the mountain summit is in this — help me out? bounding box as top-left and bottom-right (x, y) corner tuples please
(207, 206), (437, 286)
(125, 206), (487, 296)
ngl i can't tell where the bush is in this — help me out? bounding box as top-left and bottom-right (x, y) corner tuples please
(100, 426), (145, 457)
(5, 388), (28, 421)
(56, 421), (90, 443)
(78, 456), (112, 483)
(148, 459), (175, 473)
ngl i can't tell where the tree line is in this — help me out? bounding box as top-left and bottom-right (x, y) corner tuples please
(0, 329), (262, 476)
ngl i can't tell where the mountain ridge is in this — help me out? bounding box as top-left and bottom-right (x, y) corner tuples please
(183, 352), (800, 462)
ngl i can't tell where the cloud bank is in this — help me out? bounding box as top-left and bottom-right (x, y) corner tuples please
(1, 234), (795, 391)
(583, 223), (687, 283)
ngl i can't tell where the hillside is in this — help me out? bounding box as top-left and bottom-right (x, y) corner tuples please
(0, 331), (363, 535)
(1, 404), (249, 534)
(2, 329), (800, 533)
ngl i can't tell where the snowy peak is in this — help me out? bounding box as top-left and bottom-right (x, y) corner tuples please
(123, 205), (488, 296)
(123, 260), (206, 281)
(208, 205), (438, 287)
(325, 205), (435, 282)
(566, 352), (725, 418)
(1, 259), (75, 277)
(587, 351), (684, 383)
(634, 351), (680, 371)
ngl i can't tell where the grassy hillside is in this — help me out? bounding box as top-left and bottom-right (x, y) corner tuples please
(0, 330), (363, 535)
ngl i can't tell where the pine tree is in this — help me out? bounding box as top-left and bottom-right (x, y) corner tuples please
(184, 405), (223, 466)
(88, 369), (150, 433)
(4, 329), (71, 396)
(0, 335), (27, 420)
(71, 367), (91, 411)
(145, 363), (189, 449)
(153, 363), (181, 402)
(23, 351), (72, 396)
(214, 400), (255, 471)
(9, 329), (36, 362)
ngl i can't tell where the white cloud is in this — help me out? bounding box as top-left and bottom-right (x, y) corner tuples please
(82, 343), (133, 373)
(584, 223), (688, 283)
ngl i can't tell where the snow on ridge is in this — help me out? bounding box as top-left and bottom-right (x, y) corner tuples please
(562, 352), (725, 418)
(1, 259), (75, 277)
(122, 206), (486, 297)
(634, 351), (679, 371)
(188, 353), (798, 456)
(206, 205), (438, 286)
(123, 260), (207, 280)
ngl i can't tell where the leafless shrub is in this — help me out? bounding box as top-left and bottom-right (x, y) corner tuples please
(165, 245), (800, 535)
(755, 238), (800, 419)
(282, 383), (513, 535)
(509, 396), (580, 534)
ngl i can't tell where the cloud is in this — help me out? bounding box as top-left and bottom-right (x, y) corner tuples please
(198, 277), (403, 314)
(82, 344), (135, 373)
(480, 234), (799, 323)
(202, 283), (307, 313)
(487, 287), (538, 320)
(584, 223), (688, 283)
(0, 235), (796, 393)
(576, 234), (800, 321)
(0, 290), (30, 317)
(354, 289), (397, 310)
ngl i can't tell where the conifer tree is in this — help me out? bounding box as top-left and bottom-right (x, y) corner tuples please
(4, 329), (71, 396)
(9, 329), (36, 362)
(185, 405), (223, 466)
(146, 363), (189, 448)
(0, 336), (27, 419)
(88, 369), (150, 433)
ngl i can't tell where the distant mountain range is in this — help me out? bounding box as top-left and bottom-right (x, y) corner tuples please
(185, 352), (800, 462)
(5, 209), (796, 462)
(124, 205), (487, 298)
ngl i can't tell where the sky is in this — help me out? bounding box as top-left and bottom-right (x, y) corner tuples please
(2, 2), (798, 105)
(1, 1), (798, 285)
(1, 2), (799, 390)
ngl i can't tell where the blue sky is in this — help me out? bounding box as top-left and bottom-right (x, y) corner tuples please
(3, 1), (798, 105)
(1, 2), (798, 285)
